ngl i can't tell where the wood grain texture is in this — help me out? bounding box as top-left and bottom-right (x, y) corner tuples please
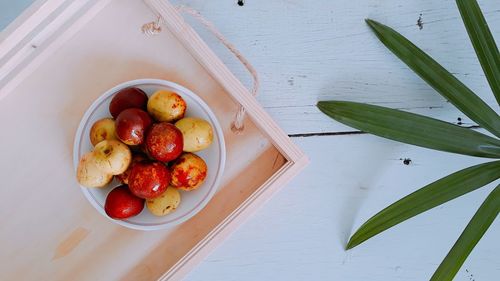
(171, 0), (500, 135)
(185, 134), (500, 281)
(164, 0), (500, 280)
(1, 0), (499, 280)
(0, 0), (305, 280)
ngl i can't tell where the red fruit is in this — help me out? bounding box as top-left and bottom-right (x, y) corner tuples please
(115, 108), (152, 145)
(116, 153), (147, 184)
(146, 122), (183, 162)
(104, 185), (144, 219)
(128, 161), (170, 199)
(171, 153), (207, 191)
(109, 87), (148, 118)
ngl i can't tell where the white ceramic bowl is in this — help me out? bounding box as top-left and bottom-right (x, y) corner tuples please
(73, 79), (226, 230)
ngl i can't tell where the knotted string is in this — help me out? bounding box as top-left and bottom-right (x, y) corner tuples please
(141, 5), (260, 134)
(141, 16), (162, 35)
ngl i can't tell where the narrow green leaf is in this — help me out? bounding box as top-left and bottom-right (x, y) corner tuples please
(456, 0), (500, 106)
(345, 161), (500, 249)
(318, 101), (500, 158)
(430, 185), (499, 281)
(365, 19), (500, 138)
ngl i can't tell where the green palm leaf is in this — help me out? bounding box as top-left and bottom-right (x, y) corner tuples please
(456, 0), (500, 106)
(430, 185), (500, 281)
(317, 101), (500, 158)
(346, 162), (500, 249)
(365, 19), (500, 138)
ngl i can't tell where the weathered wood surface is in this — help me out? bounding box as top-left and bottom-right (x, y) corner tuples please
(171, 0), (500, 280)
(174, 0), (500, 136)
(1, 0), (499, 280)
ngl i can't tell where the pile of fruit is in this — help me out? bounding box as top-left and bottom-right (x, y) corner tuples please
(76, 87), (214, 220)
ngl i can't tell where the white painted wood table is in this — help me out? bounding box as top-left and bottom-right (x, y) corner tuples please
(2, 0), (499, 280)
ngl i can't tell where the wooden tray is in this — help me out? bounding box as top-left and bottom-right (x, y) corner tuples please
(0, 0), (308, 280)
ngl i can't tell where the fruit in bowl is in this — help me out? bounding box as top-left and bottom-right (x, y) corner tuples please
(128, 161), (171, 199)
(146, 187), (181, 216)
(146, 122), (183, 162)
(175, 117), (213, 152)
(147, 90), (186, 122)
(77, 152), (113, 188)
(93, 139), (132, 175)
(105, 185), (145, 219)
(89, 118), (117, 146)
(171, 153), (208, 191)
(109, 87), (148, 118)
(116, 153), (147, 184)
(74, 79), (225, 230)
(115, 108), (152, 145)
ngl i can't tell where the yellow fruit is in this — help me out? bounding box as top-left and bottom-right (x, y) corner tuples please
(89, 118), (117, 146)
(171, 153), (207, 191)
(175, 117), (213, 152)
(146, 187), (181, 216)
(76, 152), (113, 188)
(147, 90), (186, 122)
(93, 140), (132, 175)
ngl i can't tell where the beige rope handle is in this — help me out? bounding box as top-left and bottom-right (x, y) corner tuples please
(141, 5), (260, 134)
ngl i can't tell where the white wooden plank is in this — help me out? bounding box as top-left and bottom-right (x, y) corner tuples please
(185, 134), (500, 281)
(1, 0), (499, 280)
(171, 0), (500, 134)
(167, 1), (500, 279)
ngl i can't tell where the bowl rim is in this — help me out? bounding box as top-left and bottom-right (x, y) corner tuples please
(73, 78), (226, 230)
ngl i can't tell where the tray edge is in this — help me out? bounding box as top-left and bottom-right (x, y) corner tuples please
(0, 1), (310, 279)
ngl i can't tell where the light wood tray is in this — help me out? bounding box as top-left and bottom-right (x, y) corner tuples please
(0, 0), (308, 280)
